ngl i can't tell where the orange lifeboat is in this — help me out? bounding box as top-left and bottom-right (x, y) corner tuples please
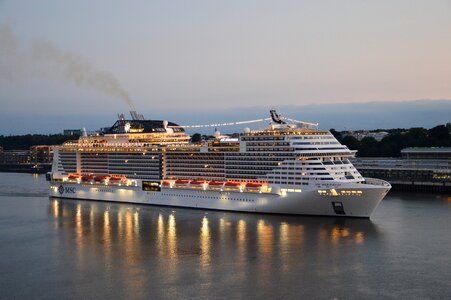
(175, 179), (190, 184)
(208, 181), (225, 186)
(190, 180), (206, 185)
(162, 181), (171, 187)
(68, 174), (80, 179)
(245, 182), (262, 188)
(189, 180), (206, 189)
(81, 175), (94, 181)
(110, 175), (125, 181)
(225, 182), (241, 187)
(94, 175), (109, 182)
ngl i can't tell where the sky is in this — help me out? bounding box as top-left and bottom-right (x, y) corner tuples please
(0, 0), (450, 134)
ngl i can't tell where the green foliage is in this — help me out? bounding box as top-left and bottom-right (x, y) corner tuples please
(191, 133), (202, 143)
(335, 124), (451, 157)
(0, 134), (79, 150)
(358, 137), (379, 156)
(329, 128), (342, 141)
(341, 136), (359, 150)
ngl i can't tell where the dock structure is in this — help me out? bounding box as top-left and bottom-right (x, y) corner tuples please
(352, 148), (451, 192)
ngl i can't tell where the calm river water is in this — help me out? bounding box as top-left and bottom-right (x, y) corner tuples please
(0, 173), (450, 299)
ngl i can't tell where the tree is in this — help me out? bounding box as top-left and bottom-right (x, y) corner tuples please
(359, 137), (379, 157)
(0, 134), (79, 150)
(329, 128), (342, 142)
(191, 133), (202, 143)
(428, 125), (450, 145)
(342, 136), (360, 151)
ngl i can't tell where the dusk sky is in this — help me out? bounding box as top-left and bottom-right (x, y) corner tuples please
(0, 1), (450, 134)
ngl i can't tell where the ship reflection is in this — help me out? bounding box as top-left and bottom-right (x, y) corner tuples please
(48, 198), (381, 297)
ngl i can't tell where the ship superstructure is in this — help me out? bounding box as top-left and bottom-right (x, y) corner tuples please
(49, 110), (391, 217)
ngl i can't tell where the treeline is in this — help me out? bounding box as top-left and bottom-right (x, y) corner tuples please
(0, 134), (79, 150)
(331, 124), (451, 157)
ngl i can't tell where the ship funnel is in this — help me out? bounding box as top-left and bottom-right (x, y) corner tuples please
(130, 111), (145, 120)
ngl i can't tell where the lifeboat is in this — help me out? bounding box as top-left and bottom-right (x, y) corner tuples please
(208, 181), (225, 190)
(245, 182), (262, 192)
(208, 181), (225, 186)
(245, 182), (262, 188)
(161, 181), (172, 187)
(81, 175), (94, 181)
(224, 182), (242, 190)
(189, 180), (206, 189)
(175, 179), (190, 185)
(110, 175), (125, 181)
(190, 180), (206, 185)
(225, 182), (241, 187)
(94, 175), (109, 182)
(68, 174), (80, 179)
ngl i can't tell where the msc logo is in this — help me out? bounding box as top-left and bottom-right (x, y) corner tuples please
(58, 184), (76, 195)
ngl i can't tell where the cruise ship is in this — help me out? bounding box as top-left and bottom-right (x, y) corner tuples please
(48, 110), (391, 218)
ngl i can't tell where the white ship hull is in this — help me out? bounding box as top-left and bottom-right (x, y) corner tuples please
(48, 110), (392, 218)
(49, 179), (389, 218)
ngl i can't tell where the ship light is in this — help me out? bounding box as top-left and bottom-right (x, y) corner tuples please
(330, 189), (339, 196)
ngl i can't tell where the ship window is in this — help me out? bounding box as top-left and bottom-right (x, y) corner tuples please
(142, 181), (161, 192)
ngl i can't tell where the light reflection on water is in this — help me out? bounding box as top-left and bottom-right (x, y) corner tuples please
(48, 199), (374, 264)
(200, 216), (210, 270)
(45, 197), (382, 298)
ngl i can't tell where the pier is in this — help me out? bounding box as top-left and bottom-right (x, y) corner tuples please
(352, 147), (451, 193)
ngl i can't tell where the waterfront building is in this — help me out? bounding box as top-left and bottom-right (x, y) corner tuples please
(30, 145), (53, 164)
(352, 148), (451, 192)
(63, 129), (82, 136)
(0, 150), (31, 164)
(0, 146), (52, 173)
(401, 147), (451, 160)
(342, 130), (389, 142)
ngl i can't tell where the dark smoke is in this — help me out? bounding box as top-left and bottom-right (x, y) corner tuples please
(0, 24), (135, 110)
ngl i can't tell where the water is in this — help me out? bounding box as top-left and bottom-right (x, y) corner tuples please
(0, 173), (450, 299)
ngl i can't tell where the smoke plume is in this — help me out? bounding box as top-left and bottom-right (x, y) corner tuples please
(0, 24), (135, 110)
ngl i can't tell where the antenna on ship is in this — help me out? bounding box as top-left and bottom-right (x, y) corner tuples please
(82, 127), (88, 137)
(270, 109), (286, 124)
